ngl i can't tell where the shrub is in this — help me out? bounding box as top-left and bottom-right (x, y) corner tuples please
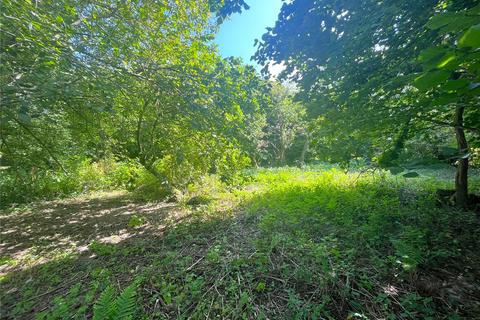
(0, 157), (145, 208)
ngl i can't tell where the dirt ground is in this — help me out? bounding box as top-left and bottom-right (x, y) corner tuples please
(0, 191), (188, 276)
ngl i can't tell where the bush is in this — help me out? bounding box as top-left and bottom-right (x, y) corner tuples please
(0, 157), (145, 208)
(0, 169), (78, 207)
(130, 167), (172, 202)
(0, 152), (248, 207)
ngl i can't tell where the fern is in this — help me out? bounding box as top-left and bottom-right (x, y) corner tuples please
(92, 285), (115, 320)
(111, 281), (138, 320)
(92, 280), (140, 320)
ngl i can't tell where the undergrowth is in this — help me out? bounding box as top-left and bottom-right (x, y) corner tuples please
(0, 158), (143, 209)
(1, 167), (479, 319)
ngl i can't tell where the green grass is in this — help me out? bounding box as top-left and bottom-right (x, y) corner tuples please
(1, 166), (479, 319)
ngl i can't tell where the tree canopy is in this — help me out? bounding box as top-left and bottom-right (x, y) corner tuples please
(1, 0), (270, 189)
(255, 0), (480, 206)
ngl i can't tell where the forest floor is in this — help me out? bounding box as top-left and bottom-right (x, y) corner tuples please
(1, 166), (480, 319)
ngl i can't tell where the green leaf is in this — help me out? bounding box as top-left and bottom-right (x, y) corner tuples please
(418, 46), (446, 63)
(93, 286), (116, 320)
(388, 167), (405, 175)
(112, 281), (138, 320)
(127, 215), (144, 228)
(426, 13), (457, 30)
(418, 47), (453, 70)
(441, 17), (479, 33)
(414, 70), (450, 91)
(429, 94), (458, 106)
(458, 24), (480, 48)
(255, 281), (266, 292)
(436, 52), (457, 69)
(467, 4), (480, 15)
(163, 292), (172, 305)
(440, 79), (469, 92)
(427, 11), (479, 33)
(402, 172), (419, 178)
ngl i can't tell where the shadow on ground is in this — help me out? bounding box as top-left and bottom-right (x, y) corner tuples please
(0, 191), (186, 263)
(0, 191), (250, 319)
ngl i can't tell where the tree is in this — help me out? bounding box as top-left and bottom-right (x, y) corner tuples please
(263, 83), (306, 166)
(1, 0), (264, 190)
(255, 0), (480, 207)
(413, 4), (480, 207)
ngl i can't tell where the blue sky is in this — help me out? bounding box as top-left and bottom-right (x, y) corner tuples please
(214, 0), (283, 70)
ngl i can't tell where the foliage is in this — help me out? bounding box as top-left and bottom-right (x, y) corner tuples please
(2, 167), (479, 319)
(1, 1), (480, 319)
(92, 279), (141, 320)
(0, 157), (143, 208)
(0, 0), (271, 203)
(89, 241), (118, 257)
(261, 83), (307, 166)
(254, 0), (480, 201)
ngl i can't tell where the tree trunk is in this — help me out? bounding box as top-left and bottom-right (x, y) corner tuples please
(279, 142), (286, 166)
(454, 105), (469, 208)
(299, 132), (309, 167)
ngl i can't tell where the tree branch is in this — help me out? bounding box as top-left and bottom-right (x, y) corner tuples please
(13, 119), (67, 173)
(416, 116), (480, 134)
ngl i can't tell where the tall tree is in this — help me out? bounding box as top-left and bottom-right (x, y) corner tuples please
(264, 83), (306, 166)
